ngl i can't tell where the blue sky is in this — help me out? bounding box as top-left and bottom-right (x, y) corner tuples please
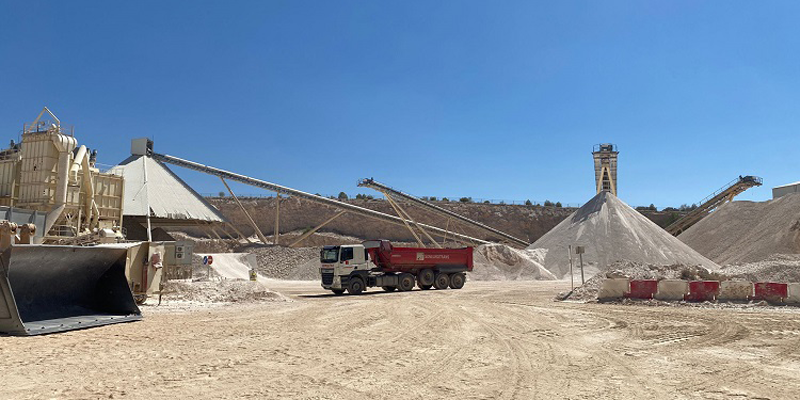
(1, 1), (798, 208)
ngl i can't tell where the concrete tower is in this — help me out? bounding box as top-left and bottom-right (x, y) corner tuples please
(593, 143), (618, 196)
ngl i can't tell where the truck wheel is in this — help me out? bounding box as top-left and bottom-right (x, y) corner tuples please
(397, 273), (415, 292)
(449, 273), (466, 289)
(433, 273), (450, 290)
(332, 289), (346, 295)
(382, 286), (396, 292)
(347, 277), (365, 295)
(418, 269), (435, 288)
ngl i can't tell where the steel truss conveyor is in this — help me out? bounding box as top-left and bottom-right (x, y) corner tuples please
(666, 175), (763, 236)
(149, 152), (489, 246)
(358, 178), (529, 248)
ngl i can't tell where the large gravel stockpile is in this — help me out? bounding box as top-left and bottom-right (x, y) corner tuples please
(244, 245), (320, 280)
(679, 193), (800, 264)
(529, 191), (720, 279)
(471, 244), (557, 281)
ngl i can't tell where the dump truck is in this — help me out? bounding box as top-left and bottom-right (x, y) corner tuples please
(320, 240), (473, 295)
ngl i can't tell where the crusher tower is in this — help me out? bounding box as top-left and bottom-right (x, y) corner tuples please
(593, 143), (618, 196)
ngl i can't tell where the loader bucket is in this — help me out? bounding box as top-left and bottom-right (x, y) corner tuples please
(0, 244), (141, 336)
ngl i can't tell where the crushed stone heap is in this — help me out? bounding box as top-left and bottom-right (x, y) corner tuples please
(470, 244), (557, 281)
(528, 191), (720, 279)
(679, 193), (800, 265)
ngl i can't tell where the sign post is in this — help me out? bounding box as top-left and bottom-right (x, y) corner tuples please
(203, 255), (214, 279)
(575, 246), (585, 285)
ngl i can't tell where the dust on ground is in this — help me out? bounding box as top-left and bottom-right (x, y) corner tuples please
(3, 280), (800, 400)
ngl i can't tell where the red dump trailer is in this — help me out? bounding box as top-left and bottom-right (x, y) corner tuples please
(320, 240), (473, 295)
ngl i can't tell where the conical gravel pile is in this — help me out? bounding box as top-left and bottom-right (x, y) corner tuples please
(528, 191), (720, 279)
(679, 193), (800, 264)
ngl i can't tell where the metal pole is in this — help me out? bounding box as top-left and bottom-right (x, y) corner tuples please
(579, 252), (585, 285)
(289, 210), (347, 248)
(384, 192), (441, 248)
(220, 177), (270, 245)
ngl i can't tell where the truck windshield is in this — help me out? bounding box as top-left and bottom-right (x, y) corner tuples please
(320, 247), (339, 263)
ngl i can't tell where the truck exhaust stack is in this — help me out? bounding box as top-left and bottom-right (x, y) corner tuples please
(0, 244), (142, 336)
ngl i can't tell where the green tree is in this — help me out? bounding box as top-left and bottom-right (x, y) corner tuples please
(338, 192), (348, 200)
(525, 199), (533, 206)
(459, 197), (472, 203)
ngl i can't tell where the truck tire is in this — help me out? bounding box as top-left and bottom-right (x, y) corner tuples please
(347, 277), (365, 295)
(382, 286), (396, 292)
(417, 269), (435, 289)
(332, 289), (346, 295)
(449, 272), (466, 289)
(397, 273), (415, 292)
(433, 273), (449, 290)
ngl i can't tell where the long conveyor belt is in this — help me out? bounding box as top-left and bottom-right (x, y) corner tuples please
(358, 178), (529, 247)
(149, 152), (489, 245)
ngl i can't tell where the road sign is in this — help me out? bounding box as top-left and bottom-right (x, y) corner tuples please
(203, 255), (214, 265)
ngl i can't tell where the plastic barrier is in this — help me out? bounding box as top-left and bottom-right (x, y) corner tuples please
(787, 283), (800, 305)
(655, 279), (688, 301)
(752, 282), (788, 303)
(625, 280), (658, 299)
(598, 278), (630, 301)
(718, 281), (753, 301)
(685, 281), (720, 302)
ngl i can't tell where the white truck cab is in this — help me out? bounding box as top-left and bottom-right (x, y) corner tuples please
(320, 244), (371, 294)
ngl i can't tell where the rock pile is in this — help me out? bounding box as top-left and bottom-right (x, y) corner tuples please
(471, 244), (556, 281)
(529, 191), (720, 279)
(679, 193), (800, 264)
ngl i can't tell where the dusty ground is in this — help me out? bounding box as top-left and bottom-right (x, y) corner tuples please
(2, 281), (799, 399)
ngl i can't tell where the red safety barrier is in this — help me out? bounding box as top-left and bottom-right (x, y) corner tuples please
(685, 281), (720, 302)
(625, 280), (658, 299)
(752, 282), (788, 303)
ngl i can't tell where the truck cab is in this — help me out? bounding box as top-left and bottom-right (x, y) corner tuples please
(320, 244), (371, 294)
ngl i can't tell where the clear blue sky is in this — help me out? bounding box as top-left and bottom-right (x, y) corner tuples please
(2, 1), (798, 208)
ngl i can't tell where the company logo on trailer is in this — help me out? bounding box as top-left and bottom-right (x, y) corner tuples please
(417, 253), (450, 260)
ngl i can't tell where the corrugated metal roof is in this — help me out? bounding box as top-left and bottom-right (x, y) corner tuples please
(110, 155), (226, 223)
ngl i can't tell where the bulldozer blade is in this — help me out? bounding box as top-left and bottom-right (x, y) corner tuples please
(0, 244), (142, 336)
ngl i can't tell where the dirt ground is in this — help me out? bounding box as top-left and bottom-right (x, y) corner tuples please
(2, 281), (799, 400)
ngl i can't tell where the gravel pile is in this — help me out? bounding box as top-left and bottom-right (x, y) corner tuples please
(679, 193), (800, 264)
(471, 244), (557, 281)
(160, 280), (288, 303)
(529, 191), (720, 279)
(243, 245), (320, 280)
(557, 260), (717, 301)
(722, 254), (800, 282)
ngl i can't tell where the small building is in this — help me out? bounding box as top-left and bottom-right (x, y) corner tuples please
(773, 182), (800, 199)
